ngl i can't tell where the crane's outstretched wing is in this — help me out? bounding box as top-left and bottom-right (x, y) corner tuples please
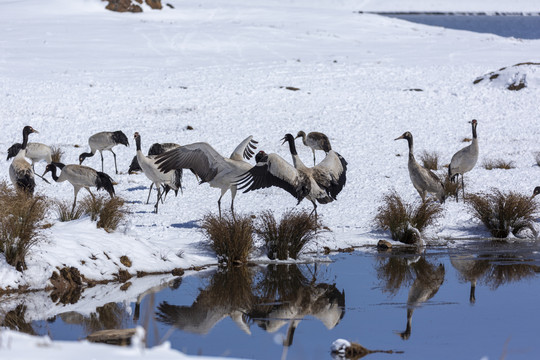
(236, 153), (302, 201)
(148, 143), (181, 156)
(155, 142), (225, 183)
(312, 150), (347, 200)
(229, 135), (258, 161)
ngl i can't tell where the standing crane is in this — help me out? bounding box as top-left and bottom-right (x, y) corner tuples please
(133, 132), (182, 213)
(79, 131), (129, 174)
(155, 135), (258, 217)
(395, 131), (445, 203)
(448, 120), (479, 201)
(43, 162), (115, 215)
(9, 126), (39, 195)
(236, 134), (347, 216)
(7, 142), (53, 171)
(295, 131), (332, 166)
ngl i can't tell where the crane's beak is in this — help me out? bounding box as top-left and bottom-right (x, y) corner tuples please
(394, 135), (405, 141)
(32, 129), (39, 134)
(281, 136), (287, 145)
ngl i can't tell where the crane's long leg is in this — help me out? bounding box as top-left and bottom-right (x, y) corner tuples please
(217, 188), (227, 218)
(312, 149), (317, 166)
(146, 183), (154, 204)
(230, 186), (237, 220)
(154, 186), (161, 214)
(110, 149), (118, 174)
(461, 174), (466, 199)
(71, 186), (81, 216)
(99, 150), (104, 172)
(309, 199), (318, 219)
(85, 187), (96, 201)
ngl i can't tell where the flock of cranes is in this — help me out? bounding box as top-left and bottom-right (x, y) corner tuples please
(5, 120), (494, 222)
(395, 120), (480, 203)
(6, 126), (348, 217)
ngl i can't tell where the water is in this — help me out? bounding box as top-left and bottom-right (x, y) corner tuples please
(13, 240), (540, 359)
(384, 14), (540, 40)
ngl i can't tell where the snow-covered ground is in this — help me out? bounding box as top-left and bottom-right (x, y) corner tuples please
(1, 0), (540, 357)
(1, 0), (540, 289)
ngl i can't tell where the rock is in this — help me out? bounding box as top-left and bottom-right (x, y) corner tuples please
(87, 328), (137, 346)
(145, 0), (162, 9)
(473, 62), (540, 91)
(377, 240), (392, 250)
(103, 0), (164, 12)
(104, 0), (143, 13)
(49, 267), (83, 304)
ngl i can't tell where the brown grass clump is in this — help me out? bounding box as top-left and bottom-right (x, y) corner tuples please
(55, 200), (84, 222)
(96, 197), (125, 232)
(50, 146), (64, 163)
(374, 191), (443, 244)
(80, 195), (104, 221)
(0, 181), (48, 271)
(419, 151), (439, 171)
(466, 189), (537, 238)
(254, 209), (326, 260)
(80, 195), (125, 232)
(442, 174), (462, 201)
(482, 159), (515, 170)
(200, 212), (254, 265)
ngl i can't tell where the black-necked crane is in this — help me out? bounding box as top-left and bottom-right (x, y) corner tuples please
(9, 126), (39, 195)
(133, 132), (182, 213)
(395, 131), (445, 203)
(236, 133), (347, 216)
(155, 135), (258, 217)
(43, 162), (115, 215)
(79, 131), (129, 175)
(7, 142), (52, 170)
(295, 131), (332, 166)
(128, 142), (180, 174)
(448, 120), (479, 201)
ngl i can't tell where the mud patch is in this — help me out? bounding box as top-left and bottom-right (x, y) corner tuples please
(49, 267), (83, 304)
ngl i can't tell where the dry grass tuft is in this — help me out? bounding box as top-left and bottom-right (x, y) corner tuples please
(374, 191), (443, 244)
(482, 159), (515, 170)
(0, 181), (48, 271)
(55, 200), (84, 222)
(80, 195), (104, 221)
(79, 195), (125, 232)
(50, 146), (64, 163)
(254, 209), (326, 260)
(466, 189), (537, 238)
(96, 197), (125, 232)
(419, 151), (439, 171)
(200, 212), (254, 265)
(442, 174), (462, 200)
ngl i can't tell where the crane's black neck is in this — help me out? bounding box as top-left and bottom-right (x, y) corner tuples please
(135, 135), (142, 152)
(472, 122), (477, 139)
(405, 135), (414, 155)
(21, 129), (30, 150)
(284, 135), (298, 156)
(48, 164), (59, 181)
(79, 152), (95, 163)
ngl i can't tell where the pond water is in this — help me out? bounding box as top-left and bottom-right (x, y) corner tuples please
(13, 240), (540, 359)
(384, 14), (540, 40)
